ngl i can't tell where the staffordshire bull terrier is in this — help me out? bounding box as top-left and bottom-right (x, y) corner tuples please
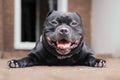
(8, 11), (106, 68)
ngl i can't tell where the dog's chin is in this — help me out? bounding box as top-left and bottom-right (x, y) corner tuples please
(56, 48), (71, 55)
(46, 36), (80, 55)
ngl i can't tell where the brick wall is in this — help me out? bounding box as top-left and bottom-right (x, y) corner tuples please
(0, 0), (28, 58)
(0, 0), (4, 57)
(3, 0), (14, 51)
(68, 0), (91, 47)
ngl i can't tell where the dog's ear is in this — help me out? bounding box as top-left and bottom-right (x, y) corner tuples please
(46, 10), (54, 17)
(74, 12), (81, 18)
(74, 12), (83, 22)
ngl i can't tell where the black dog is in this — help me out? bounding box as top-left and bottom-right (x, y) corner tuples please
(8, 11), (106, 68)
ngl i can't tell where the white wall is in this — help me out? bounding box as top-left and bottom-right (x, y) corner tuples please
(91, 0), (120, 57)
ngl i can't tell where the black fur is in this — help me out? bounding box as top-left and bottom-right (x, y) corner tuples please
(8, 11), (106, 68)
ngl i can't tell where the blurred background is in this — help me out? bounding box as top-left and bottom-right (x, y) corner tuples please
(0, 0), (120, 58)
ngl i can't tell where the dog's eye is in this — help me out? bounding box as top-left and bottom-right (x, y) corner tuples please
(50, 20), (58, 26)
(70, 21), (78, 27)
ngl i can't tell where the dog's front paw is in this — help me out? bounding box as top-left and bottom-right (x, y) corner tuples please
(8, 60), (20, 68)
(90, 59), (106, 68)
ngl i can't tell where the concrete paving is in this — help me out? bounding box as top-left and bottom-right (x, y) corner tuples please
(0, 58), (120, 80)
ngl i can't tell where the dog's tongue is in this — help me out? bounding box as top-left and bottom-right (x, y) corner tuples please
(57, 40), (71, 49)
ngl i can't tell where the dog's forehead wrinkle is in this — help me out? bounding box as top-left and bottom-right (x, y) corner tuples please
(56, 16), (71, 23)
(47, 12), (82, 25)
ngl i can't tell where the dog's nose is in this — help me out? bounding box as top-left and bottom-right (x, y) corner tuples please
(59, 28), (69, 34)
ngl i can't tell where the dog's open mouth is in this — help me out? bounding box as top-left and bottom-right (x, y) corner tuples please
(46, 36), (80, 50)
(56, 39), (71, 49)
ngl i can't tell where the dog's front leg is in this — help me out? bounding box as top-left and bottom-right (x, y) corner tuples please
(8, 56), (38, 68)
(84, 54), (106, 68)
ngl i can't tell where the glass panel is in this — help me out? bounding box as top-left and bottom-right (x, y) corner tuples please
(21, 0), (58, 42)
(21, 0), (36, 42)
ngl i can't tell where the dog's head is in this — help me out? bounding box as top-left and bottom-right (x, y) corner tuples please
(43, 11), (83, 55)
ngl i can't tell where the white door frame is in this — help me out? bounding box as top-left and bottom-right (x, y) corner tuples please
(14, 0), (68, 50)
